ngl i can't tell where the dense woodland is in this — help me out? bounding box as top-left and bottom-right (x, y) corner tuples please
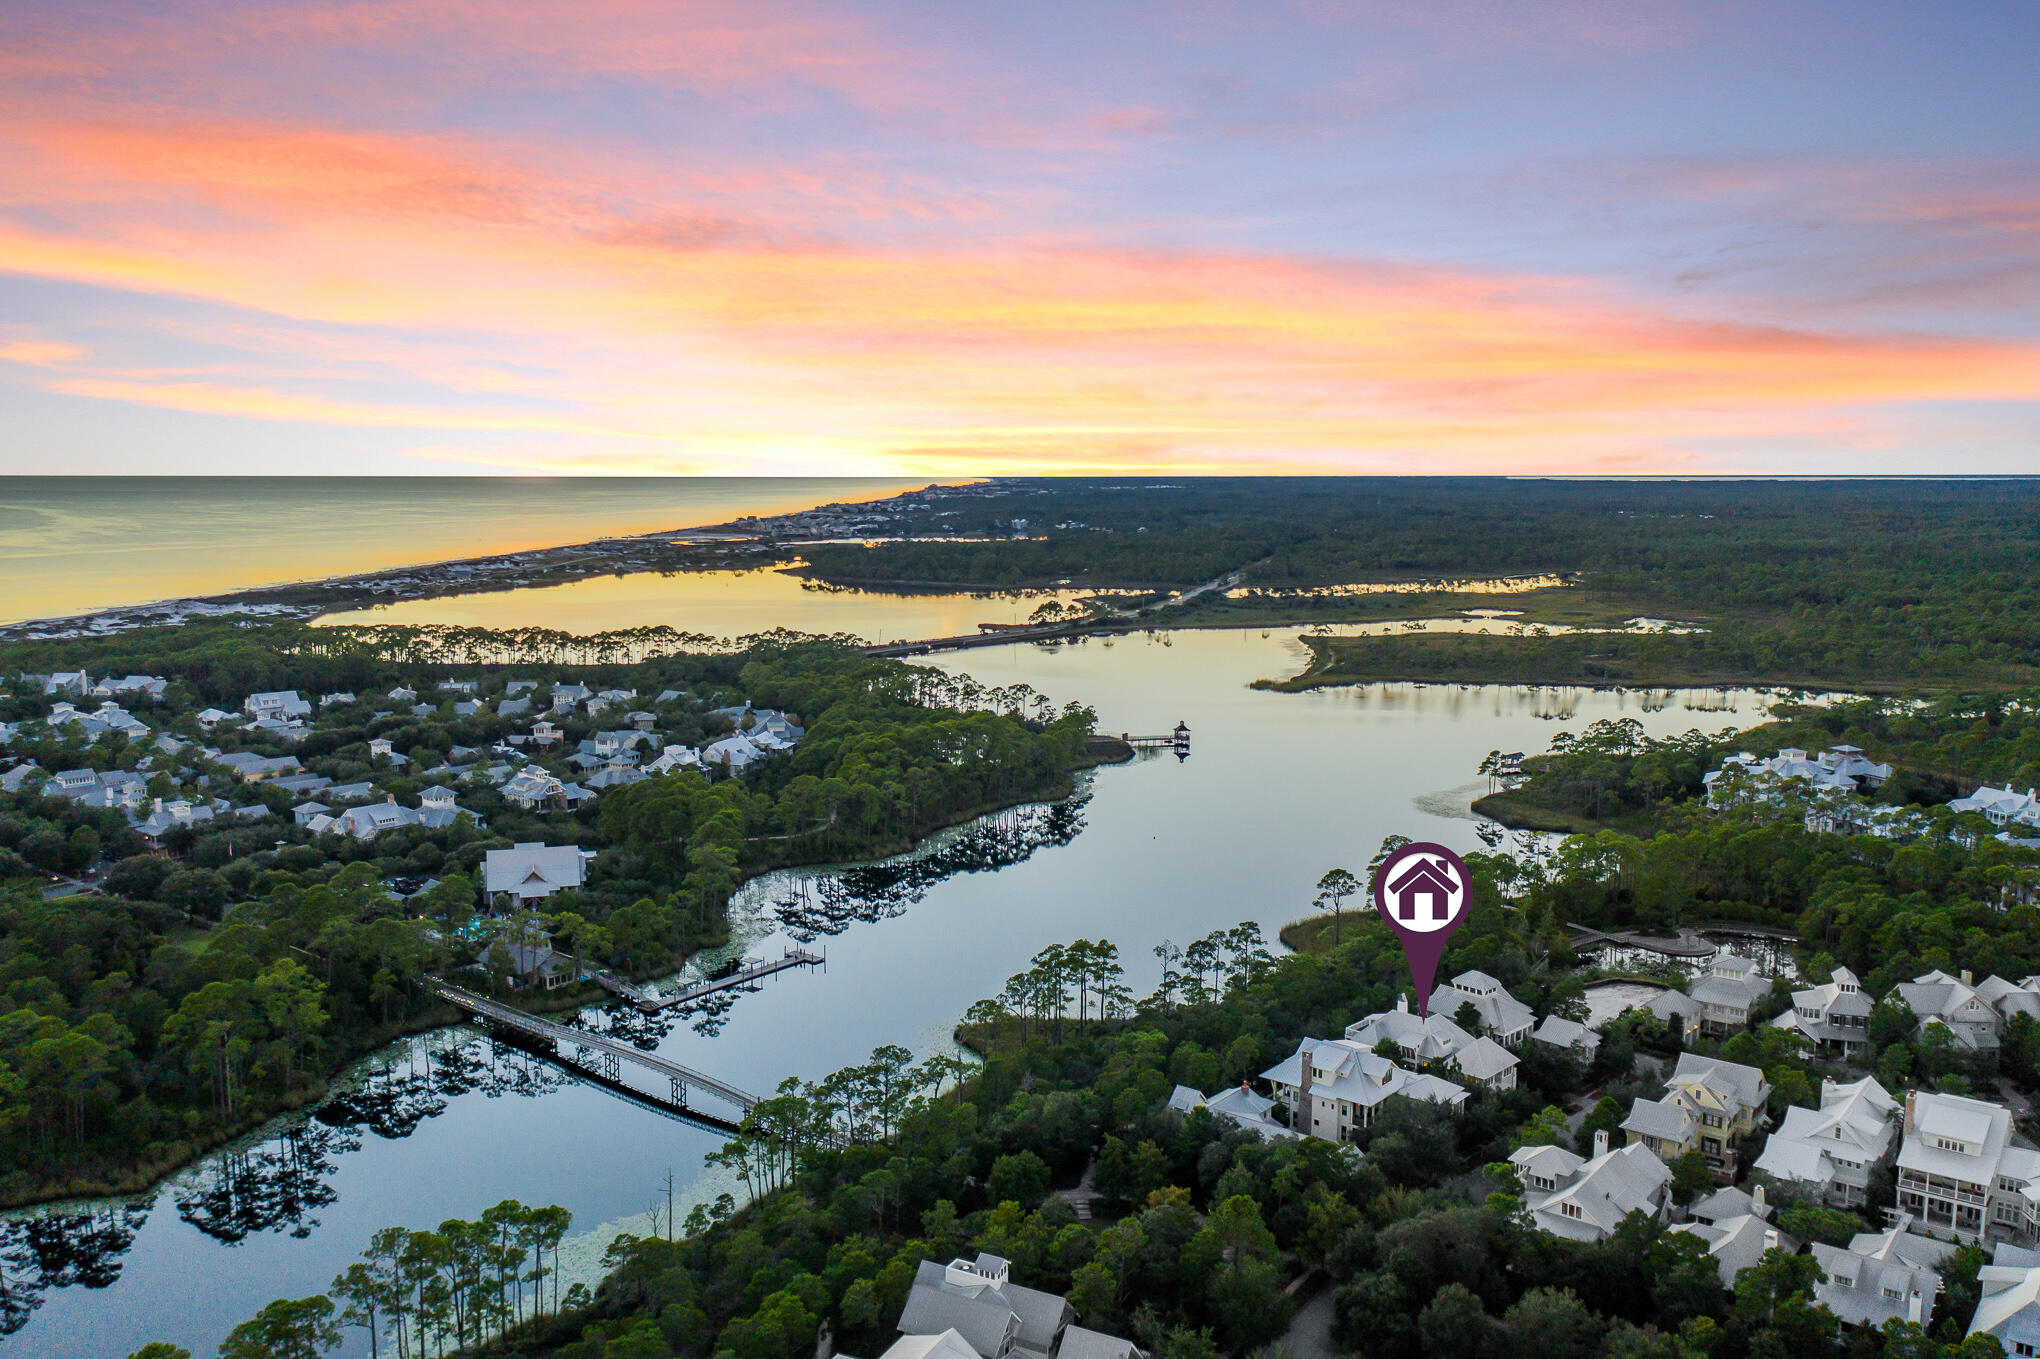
(784, 479), (2040, 691)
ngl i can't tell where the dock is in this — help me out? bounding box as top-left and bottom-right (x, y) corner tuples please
(628, 948), (825, 1014)
(432, 981), (760, 1116)
(1120, 721), (1191, 757)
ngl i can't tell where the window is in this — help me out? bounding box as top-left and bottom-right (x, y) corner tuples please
(2012, 1343), (2033, 1358)
(1882, 1287), (1903, 1301)
(1560, 1203), (1582, 1219)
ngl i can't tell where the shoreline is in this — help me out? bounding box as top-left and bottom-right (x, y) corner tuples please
(0, 744), (1130, 1217)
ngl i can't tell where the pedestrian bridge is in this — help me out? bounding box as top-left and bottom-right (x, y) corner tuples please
(431, 981), (760, 1119)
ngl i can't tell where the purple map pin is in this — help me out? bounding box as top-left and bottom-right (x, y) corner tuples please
(1370, 841), (1473, 1017)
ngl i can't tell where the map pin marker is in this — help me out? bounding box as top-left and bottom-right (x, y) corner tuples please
(1370, 841), (1473, 1018)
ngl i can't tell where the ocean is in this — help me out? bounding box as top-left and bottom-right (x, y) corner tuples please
(0, 477), (927, 624)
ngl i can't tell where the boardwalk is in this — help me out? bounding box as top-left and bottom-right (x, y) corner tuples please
(432, 981), (760, 1114)
(1565, 923), (1719, 959)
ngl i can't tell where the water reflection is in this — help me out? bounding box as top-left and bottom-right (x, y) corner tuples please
(0, 1203), (148, 1337)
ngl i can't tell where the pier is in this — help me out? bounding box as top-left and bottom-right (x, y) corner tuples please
(1120, 721), (1192, 757)
(432, 981), (760, 1117)
(616, 948), (825, 1014)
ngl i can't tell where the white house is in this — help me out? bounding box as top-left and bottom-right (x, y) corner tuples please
(1344, 996), (1520, 1090)
(1970, 1246), (2040, 1358)
(1812, 1217), (1952, 1329)
(1753, 1076), (1899, 1208)
(1425, 970), (1536, 1046)
(1950, 786), (2040, 831)
(1897, 1092), (2040, 1243)
(500, 769), (567, 810)
(704, 732), (766, 773)
(1771, 966), (1874, 1057)
(1530, 1014), (1603, 1060)
(1670, 1187), (1794, 1286)
(1260, 1037), (1468, 1142)
(1690, 954), (1770, 1035)
(1167, 1084), (1300, 1141)
(646, 745), (702, 775)
(243, 689), (312, 720)
(1704, 746), (1892, 807)
(1510, 1132), (1671, 1243)
(1897, 970), (2003, 1051)
(483, 842), (594, 907)
(337, 798), (421, 840)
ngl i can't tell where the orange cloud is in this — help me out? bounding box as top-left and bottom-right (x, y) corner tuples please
(2, 34), (2037, 476)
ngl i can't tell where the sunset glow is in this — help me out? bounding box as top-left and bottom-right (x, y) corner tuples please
(3, 1), (2037, 475)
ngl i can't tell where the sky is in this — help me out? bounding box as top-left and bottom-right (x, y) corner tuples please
(1, 0), (2038, 477)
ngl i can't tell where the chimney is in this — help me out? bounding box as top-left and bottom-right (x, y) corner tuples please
(1298, 1045), (1314, 1134)
(1906, 1290), (1923, 1326)
(1962, 969), (1974, 986)
(386, 793), (396, 804)
(151, 797), (162, 814)
(1396, 994), (1409, 1014)
(1594, 1129), (1609, 1158)
(1764, 1228), (1779, 1253)
(1753, 1184), (1767, 1212)
(1904, 1090), (1918, 1139)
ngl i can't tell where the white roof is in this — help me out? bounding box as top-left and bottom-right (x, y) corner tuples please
(484, 842), (590, 894)
(880, 1332), (983, 1359)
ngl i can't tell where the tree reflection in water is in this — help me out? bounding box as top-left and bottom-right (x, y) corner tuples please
(0, 796), (1089, 1327)
(0, 1201), (149, 1335)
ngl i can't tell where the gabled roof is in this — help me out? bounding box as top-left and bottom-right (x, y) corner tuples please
(1670, 1054), (1768, 1112)
(1971, 1266), (2040, 1341)
(1621, 1097), (1695, 1142)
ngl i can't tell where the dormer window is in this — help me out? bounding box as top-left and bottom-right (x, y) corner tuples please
(1560, 1203), (1581, 1219)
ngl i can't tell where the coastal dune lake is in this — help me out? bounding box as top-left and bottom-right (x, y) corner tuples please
(1, 627), (1788, 1358)
(315, 566), (1111, 644)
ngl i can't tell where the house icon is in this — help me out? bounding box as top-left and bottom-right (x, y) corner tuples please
(1385, 857), (1460, 922)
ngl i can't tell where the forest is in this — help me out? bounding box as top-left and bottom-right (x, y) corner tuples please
(776, 479), (2040, 692)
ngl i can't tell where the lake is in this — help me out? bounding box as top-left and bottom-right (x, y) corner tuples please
(315, 566), (1107, 645)
(0, 626), (1791, 1358)
(0, 477), (928, 624)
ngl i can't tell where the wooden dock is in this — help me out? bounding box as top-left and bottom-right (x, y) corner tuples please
(627, 948), (825, 1014)
(1121, 721), (1191, 755)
